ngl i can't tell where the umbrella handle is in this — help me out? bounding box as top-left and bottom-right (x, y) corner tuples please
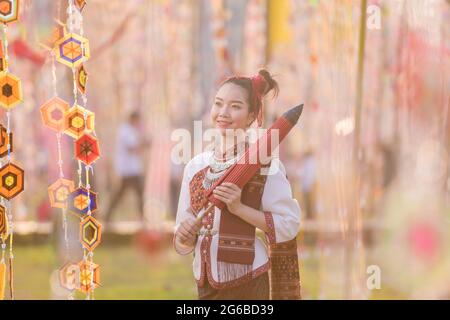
(196, 203), (215, 221)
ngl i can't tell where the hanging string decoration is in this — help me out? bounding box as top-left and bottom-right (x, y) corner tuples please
(73, 0), (86, 13)
(67, 186), (98, 218)
(38, 6), (78, 299)
(0, 124), (12, 157)
(0, 1), (19, 24)
(0, 0), (23, 301)
(58, 0), (101, 299)
(54, 32), (90, 68)
(59, 261), (79, 291)
(0, 203), (7, 300)
(47, 178), (75, 209)
(0, 72), (22, 109)
(40, 0), (101, 299)
(63, 104), (94, 139)
(40, 97), (69, 132)
(0, 163), (23, 200)
(74, 134), (99, 165)
(75, 64), (87, 94)
(78, 260), (99, 293)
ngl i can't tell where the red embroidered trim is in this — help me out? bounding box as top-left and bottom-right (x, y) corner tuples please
(196, 237), (207, 287)
(189, 167), (209, 214)
(191, 167), (270, 290)
(195, 233), (270, 290)
(264, 211), (276, 244)
(189, 166), (215, 286)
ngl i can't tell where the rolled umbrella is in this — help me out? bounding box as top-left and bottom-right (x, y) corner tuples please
(197, 104), (304, 219)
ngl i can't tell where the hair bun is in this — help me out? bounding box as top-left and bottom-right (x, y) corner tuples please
(257, 69), (279, 98)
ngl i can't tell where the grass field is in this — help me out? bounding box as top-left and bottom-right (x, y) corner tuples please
(8, 240), (404, 300)
(11, 243), (196, 300)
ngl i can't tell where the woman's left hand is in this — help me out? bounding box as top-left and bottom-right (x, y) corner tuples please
(213, 182), (244, 215)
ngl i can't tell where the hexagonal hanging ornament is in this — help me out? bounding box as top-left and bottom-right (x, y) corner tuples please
(67, 187), (98, 217)
(54, 33), (90, 68)
(0, 162), (24, 200)
(0, 72), (23, 110)
(0, 124), (12, 158)
(75, 134), (100, 165)
(74, 0), (86, 12)
(48, 178), (75, 209)
(59, 261), (79, 291)
(76, 64), (88, 94)
(63, 104), (95, 139)
(77, 260), (100, 293)
(0, 204), (8, 242)
(80, 215), (102, 251)
(40, 97), (70, 132)
(0, 0), (20, 24)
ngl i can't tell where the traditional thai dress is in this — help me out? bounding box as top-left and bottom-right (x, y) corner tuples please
(174, 150), (301, 299)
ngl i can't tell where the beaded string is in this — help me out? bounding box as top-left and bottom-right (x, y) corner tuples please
(66, 0), (88, 299)
(50, 44), (70, 242)
(1, 20), (13, 300)
(66, 0), (98, 300)
(80, 3), (97, 301)
(6, 109), (13, 300)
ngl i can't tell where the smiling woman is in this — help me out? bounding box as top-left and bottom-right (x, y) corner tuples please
(173, 69), (301, 300)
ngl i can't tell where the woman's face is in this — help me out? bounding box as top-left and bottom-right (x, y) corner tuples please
(211, 82), (255, 136)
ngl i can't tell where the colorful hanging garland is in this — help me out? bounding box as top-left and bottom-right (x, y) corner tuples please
(39, 7), (75, 299)
(62, 0), (101, 299)
(40, 0), (101, 299)
(0, 0), (24, 301)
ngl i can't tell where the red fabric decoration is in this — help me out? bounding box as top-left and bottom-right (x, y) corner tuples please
(10, 39), (46, 67)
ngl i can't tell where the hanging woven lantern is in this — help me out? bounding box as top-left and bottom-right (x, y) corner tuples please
(80, 215), (102, 251)
(59, 261), (79, 291)
(54, 33), (90, 68)
(0, 124), (12, 158)
(74, 0), (86, 12)
(0, 162), (24, 200)
(77, 260), (100, 293)
(75, 134), (100, 165)
(40, 97), (70, 132)
(63, 104), (95, 139)
(0, 72), (23, 110)
(0, 204), (8, 242)
(76, 64), (88, 94)
(48, 178), (75, 209)
(67, 187), (98, 217)
(0, 0), (19, 24)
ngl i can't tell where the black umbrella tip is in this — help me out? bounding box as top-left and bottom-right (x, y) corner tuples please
(283, 104), (304, 125)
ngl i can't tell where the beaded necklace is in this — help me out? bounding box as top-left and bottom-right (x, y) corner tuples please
(202, 142), (247, 190)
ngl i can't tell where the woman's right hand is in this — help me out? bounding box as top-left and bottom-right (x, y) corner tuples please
(176, 216), (203, 246)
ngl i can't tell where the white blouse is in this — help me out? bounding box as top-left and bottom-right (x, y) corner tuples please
(174, 151), (300, 289)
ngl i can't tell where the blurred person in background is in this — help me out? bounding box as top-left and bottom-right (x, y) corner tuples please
(105, 111), (150, 225)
